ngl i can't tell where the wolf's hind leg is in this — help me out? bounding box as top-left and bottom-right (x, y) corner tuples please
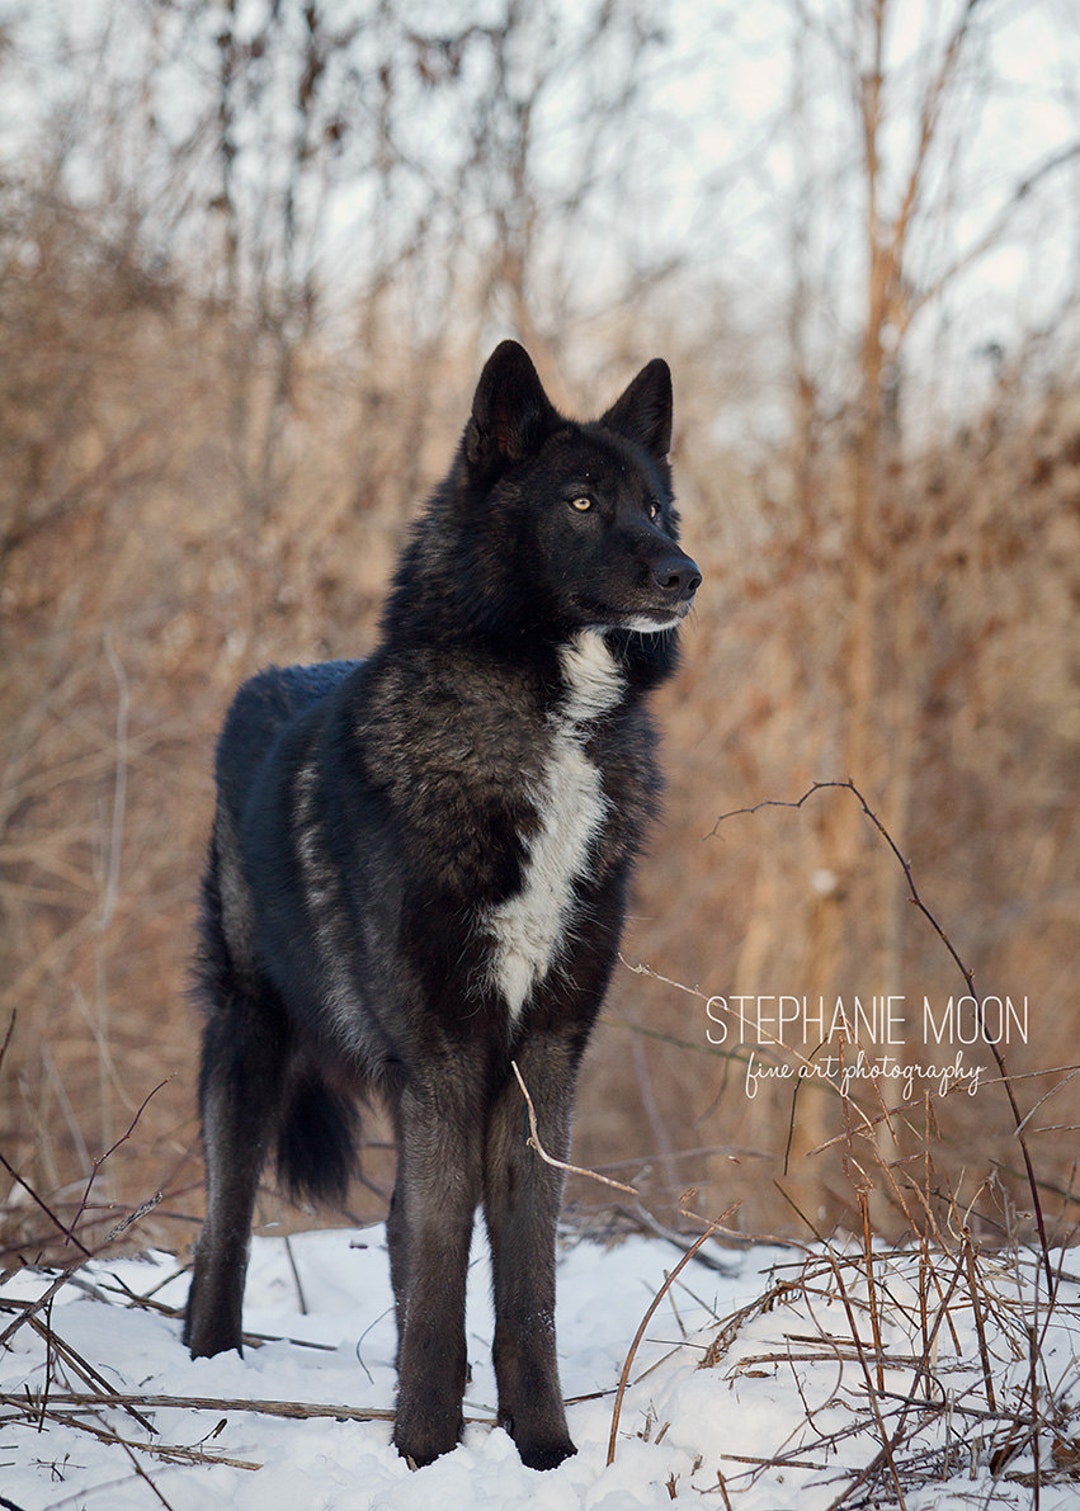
(184, 1001), (286, 1358)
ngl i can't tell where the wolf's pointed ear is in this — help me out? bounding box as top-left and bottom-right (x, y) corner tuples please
(465, 340), (556, 471)
(600, 358), (672, 459)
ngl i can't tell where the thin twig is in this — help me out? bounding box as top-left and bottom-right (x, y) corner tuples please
(283, 1233), (309, 1316)
(16, 1405), (259, 1472)
(510, 1060), (639, 1197)
(0, 1009), (16, 1075)
(963, 1234), (996, 1413)
(0, 1149), (93, 1258)
(0, 1267), (81, 1349)
(607, 1207), (737, 1467)
(0, 1390), (474, 1425)
(27, 1313), (156, 1434)
(67, 1077), (171, 1241)
(859, 1191), (885, 1394)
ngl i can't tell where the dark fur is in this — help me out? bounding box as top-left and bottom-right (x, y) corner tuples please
(184, 342), (701, 1470)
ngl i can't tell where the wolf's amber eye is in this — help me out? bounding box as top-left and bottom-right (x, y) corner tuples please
(570, 496), (593, 512)
(648, 500), (661, 521)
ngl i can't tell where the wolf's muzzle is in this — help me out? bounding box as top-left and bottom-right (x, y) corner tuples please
(652, 549), (702, 603)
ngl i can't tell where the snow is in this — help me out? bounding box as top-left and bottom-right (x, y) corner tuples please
(3, 1226), (1080, 1508)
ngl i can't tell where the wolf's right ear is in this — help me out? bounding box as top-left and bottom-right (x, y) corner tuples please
(599, 358), (672, 460)
(465, 341), (556, 471)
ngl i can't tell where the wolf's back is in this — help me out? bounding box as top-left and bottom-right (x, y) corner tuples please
(212, 660), (360, 823)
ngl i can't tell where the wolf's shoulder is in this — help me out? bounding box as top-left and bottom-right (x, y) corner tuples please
(215, 660), (364, 794)
(230, 659), (363, 715)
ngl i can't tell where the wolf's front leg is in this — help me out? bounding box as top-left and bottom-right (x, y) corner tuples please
(483, 1036), (579, 1470)
(390, 1074), (484, 1467)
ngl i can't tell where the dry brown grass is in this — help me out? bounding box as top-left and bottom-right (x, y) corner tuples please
(1, 176), (1077, 1266)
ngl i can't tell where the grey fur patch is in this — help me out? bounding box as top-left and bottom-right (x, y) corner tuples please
(215, 806), (255, 970)
(292, 757), (366, 1054)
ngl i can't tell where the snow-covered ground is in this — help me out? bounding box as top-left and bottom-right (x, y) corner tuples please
(3, 1225), (1080, 1508)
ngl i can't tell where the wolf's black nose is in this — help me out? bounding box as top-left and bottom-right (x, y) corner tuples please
(653, 553), (702, 600)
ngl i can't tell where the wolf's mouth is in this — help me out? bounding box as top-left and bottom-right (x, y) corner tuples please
(610, 604), (691, 633)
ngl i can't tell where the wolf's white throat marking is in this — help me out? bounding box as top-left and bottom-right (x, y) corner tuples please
(623, 612), (681, 633)
(487, 631), (623, 1021)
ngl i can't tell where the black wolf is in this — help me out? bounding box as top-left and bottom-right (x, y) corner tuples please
(184, 340), (701, 1470)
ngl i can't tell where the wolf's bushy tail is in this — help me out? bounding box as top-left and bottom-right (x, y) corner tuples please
(197, 828), (360, 1211)
(275, 1072), (360, 1208)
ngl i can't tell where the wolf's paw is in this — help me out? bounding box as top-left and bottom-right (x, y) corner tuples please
(516, 1434), (577, 1471)
(393, 1407), (464, 1469)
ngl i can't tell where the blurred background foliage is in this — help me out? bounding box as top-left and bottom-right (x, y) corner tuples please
(1, 0), (1078, 1256)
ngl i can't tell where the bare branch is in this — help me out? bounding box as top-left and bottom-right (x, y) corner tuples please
(510, 1060), (639, 1198)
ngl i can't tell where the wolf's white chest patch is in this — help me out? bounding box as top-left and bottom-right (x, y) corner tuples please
(486, 632), (624, 1021)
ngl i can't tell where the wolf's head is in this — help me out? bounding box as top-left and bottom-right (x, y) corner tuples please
(388, 342), (701, 675)
(461, 341), (701, 638)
